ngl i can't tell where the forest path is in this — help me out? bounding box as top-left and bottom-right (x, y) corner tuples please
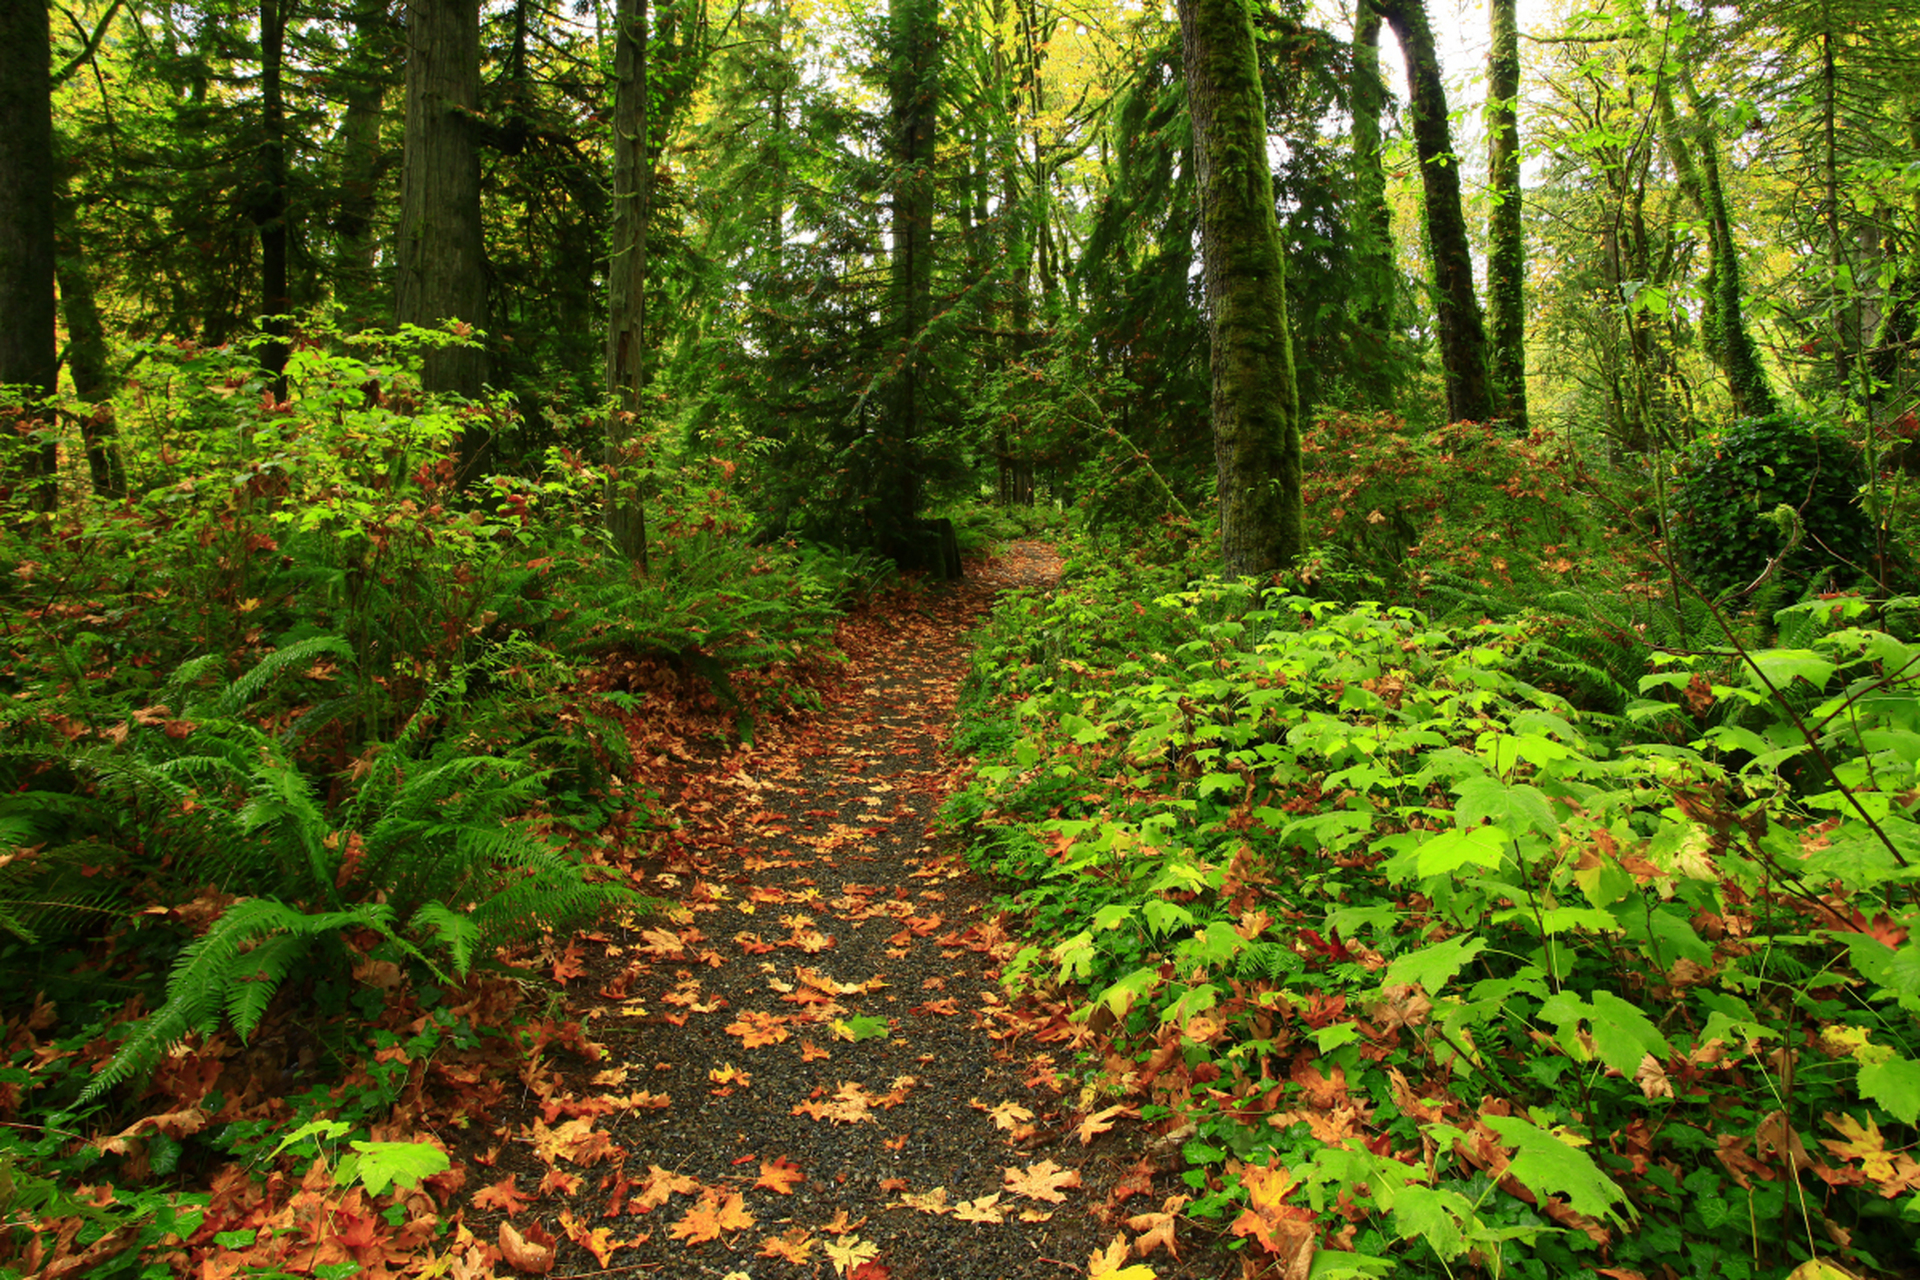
(468, 542), (1209, 1280)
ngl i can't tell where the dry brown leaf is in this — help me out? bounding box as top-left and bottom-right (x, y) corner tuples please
(498, 1222), (555, 1275)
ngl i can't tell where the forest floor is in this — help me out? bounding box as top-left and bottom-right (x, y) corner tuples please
(438, 541), (1228, 1280)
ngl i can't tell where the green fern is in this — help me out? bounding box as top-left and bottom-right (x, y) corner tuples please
(80, 899), (406, 1103)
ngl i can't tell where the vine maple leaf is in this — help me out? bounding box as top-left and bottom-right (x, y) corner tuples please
(1231, 1162), (1316, 1265)
(824, 1234), (879, 1276)
(530, 1117), (617, 1167)
(755, 1157), (805, 1194)
(1077, 1104), (1134, 1145)
(1823, 1112), (1898, 1180)
(472, 1175), (534, 1217)
(726, 1011), (791, 1047)
(953, 1193), (1005, 1224)
(668, 1189), (755, 1245)
(757, 1227), (816, 1263)
(1125, 1194), (1188, 1259)
(973, 1098), (1034, 1131)
(1004, 1158), (1083, 1203)
(1088, 1234), (1156, 1279)
(559, 1209), (618, 1266)
(631, 1165), (701, 1212)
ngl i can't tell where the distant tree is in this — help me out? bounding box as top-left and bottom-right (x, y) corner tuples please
(1372, 0), (1492, 424)
(1486, 0), (1527, 428)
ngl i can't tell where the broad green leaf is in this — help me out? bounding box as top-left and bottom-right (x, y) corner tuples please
(1383, 933), (1487, 993)
(833, 1014), (891, 1042)
(1391, 1185), (1472, 1259)
(1746, 648), (1836, 691)
(1400, 827), (1510, 877)
(1142, 899), (1195, 938)
(343, 1140), (450, 1195)
(1481, 1115), (1629, 1223)
(1859, 1055), (1920, 1125)
(1455, 775), (1558, 836)
(1588, 990), (1670, 1077)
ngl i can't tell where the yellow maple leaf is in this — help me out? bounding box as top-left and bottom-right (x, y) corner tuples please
(757, 1227), (815, 1263)
(823, 1234), (879, 1276)
(1822, 1113), (1898, 1181)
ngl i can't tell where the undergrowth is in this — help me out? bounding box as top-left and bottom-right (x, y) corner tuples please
(947, 539), (1920, 1279)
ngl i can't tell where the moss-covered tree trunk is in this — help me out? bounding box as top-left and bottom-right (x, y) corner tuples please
(0, 0), (58, 512)
(395, 0), (491, 479)
(603, 0), (650, 569)
(1350, 3), (1397, 410)
(1177, 0), (1304, 577)
(881, 0), (938, 564)
(1374, 0), (1493, 425)
(1656, 67), (1778, 419)
(1485, 0), (1526, 429)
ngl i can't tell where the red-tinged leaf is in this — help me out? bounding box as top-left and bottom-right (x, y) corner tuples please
(473, 1175), (534, 1217)
(755, 1157), (805, 1194)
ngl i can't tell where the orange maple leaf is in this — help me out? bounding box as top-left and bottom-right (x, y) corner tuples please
(498, 1221), (556, 1274)
(1076, 1104), (1133, 1145)
(668, 1189), (755, 1245)
(725, 1011), (791, 1047)
(755, 1157), (805, 1194)
(630, 1165), (701, 1212)
(1003, 1158), (1083, 1203)
(757, 1226), (816, 1263)
(472, 1175), (534, 1217)
(559, 1209), (618, 1267)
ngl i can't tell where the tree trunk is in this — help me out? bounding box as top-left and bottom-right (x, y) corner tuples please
(396, 0), (491, 478)
(881, 0), (937, 558)
(1485, 0), (1526, 429)
(1178, 0), (1304, 577)
(604, 0), (650, 569)
(256, 0), (291, 384)
(1374, 0), (1493, 425)
(54, 166), (125, 497)
(0, 0), (59, 512)
(1655, 66), (1778, 419)
(335, 0), (390, 324)
(1350, 3), (1396, 409)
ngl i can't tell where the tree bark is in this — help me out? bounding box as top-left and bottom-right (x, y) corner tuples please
(256, 0), (291, 384)
(0, 0), (59, 512)
(1655, 65), (1778, 419)
(881, 0), (937, 559)
(1350, 3), (1396, 409)
(1485, 0), (1526, 429)
(603, 0), (650, 569)
(396, 0), (491, 478)
(1373, 0), (1493, 425)
(335, 0), (390, 323)
(54, 167), (125, 497)
(1178, 0), (1304, 577)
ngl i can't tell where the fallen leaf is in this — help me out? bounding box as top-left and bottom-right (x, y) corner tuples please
(1077, 1103), (1133, 1145)
(498, 1221), (555, 1274)
(669, 1189), (755, 1245)
(631, 1165), (701, 1212)
(559, 1209), (618, 1267)
(953, 1192), (1005, 1224)
(824, 1234), (880, 1276)
(1004, 1158), (1083, 1203)
(756, 1156), (805, 1195)
(758, 1227), (817, 1263)
(1125, 1194), (1188, 1259)
(473, 1175), (534, 1217)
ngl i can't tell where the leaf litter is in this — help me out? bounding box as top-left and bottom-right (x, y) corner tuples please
(450, 542), (1230, 1278)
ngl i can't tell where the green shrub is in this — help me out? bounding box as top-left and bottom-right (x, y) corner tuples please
(1669, 412), (1877, 598)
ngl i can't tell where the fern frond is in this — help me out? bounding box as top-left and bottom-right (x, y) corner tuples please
(206, 634), (355, 717)
(411, 902), (480, 976)
(81, 898), (398, 1103)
